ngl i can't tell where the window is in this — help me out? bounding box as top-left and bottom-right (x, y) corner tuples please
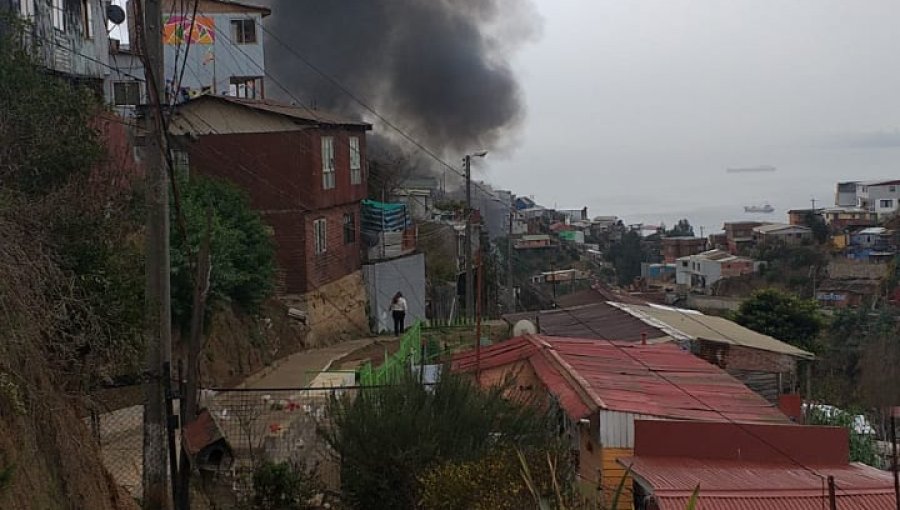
(880, 199), (894, 209)
(82, 0), (93, 38)
(891, 186), (897, 193)
(171, 149), (189, 178)
(51, 0), (65, 30)
(228, 76), (263, 99)
(343, 213), (356, 244)
(19, 0), (35, 17)
(230, 19), (257, 44)
(113, 81), (141, 105)
(349, 136), (362, 185)
(313, 218), (327, 255)
(321, 136), (335, 190)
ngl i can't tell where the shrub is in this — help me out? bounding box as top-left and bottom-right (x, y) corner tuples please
(249, 461), (322, 510)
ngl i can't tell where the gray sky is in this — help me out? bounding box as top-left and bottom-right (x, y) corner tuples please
(486, 0), (900, 231)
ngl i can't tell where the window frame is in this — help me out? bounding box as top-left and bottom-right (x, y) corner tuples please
(321, 136), (336, 190)
(228, 76), (263, 99)
(171, 149), (190, 178)
(313, 218), (327, 255)
(51, 0), (65, 31)
(113, 81), (141, 106)
(880, 199), (894, 209)
(349, 136), (362, 185)
(230, 18), (257, 44)
(82, 0), (93, 39)
(19, 0), (35, 18)
(343, 212), (356, 244)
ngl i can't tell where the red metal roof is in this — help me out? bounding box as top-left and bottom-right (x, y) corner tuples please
(624, 456), (896, 510)
(452, 336), (788, 423)
(182, 409), (226, 456)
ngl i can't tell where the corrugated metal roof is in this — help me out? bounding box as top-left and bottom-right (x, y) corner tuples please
(624, 456), (895, 510)
(619, 304), (815, 359)
(452, 336), (789, 423)
(503, 301), (813, 360)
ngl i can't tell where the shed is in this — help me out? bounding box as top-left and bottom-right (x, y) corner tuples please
(182, 409), (234, 473)
(452, 336), (789, 508)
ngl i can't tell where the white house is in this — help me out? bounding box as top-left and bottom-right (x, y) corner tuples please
(675, 249), (756, 290)
(855, 179), (900, 218)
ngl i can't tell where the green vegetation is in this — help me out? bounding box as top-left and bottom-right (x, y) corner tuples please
(249, 461), (322, 510)
(170, 175), (276, 328)
(805, 406), (879, 466)
(606, 230), (646, 286)
(666, 218), (694, 237)
(321, 369), (568, 509)
(733, 289), (823, 352)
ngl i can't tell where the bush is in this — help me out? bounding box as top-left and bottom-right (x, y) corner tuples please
(321, 369), (564, 509)
(419, 446), (571, 510)
(250, 461), (322, 510)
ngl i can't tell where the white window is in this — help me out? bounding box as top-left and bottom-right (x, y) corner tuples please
(113, 81), (141, 105)
(349, 136), (361, 185)
(313, 218), (327, 255)
(880, 199), (894, 209)
(228, 76), (263, 99)
(230, 19), (257, 44)
(19, 0), (35, 17)
(321, 136), (335, 190)
(51, 0), (65, 30)
(82, 0), (93, 38)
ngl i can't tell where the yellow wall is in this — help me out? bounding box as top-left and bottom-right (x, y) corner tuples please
(600, 447), (634, 510)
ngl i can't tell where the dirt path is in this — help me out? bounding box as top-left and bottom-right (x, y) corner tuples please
(240, 337), (379, 388)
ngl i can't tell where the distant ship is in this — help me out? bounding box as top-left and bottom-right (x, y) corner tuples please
(727, 165), (777, 173)
(744, 203), (775, 213)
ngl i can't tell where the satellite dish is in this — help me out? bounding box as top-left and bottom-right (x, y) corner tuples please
(106, 4), (126, 25)
(513, 320), (537, 337)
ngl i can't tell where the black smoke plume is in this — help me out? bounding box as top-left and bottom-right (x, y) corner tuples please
(262, 0), (541, 159)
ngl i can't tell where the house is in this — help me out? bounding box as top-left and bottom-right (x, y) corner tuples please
(9, 0), (111, 89)
(503, 301), (815, 404)
(557, 206), (589, 223)
(623, 420), (896, 510)
(675, 249), (756, 291)
(169, 95), (372, 339)
(852, 179), (900, 218)
(816, 279), (881, 309)
(752, 223), (812, 245)
(515, 234), (551, 250)
(390, 177), (440, 222)
(361, 199), (416, 261)
(452, 336), (790, 507)
(850, 226), (892, 251)
(835, 180), (859, 207)
(723, 221), (766, 254)
(786, 208), (820, 226)
(660, 236), (705, 263)
(558, 230), (585, 244)
(821, 206), (877, 230)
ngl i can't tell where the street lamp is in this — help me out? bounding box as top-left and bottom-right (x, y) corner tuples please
(463, 151), (488, 322)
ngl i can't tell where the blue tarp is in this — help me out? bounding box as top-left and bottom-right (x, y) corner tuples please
(361, 199), (411, 233)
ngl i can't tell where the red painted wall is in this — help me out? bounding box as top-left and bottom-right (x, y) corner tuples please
(633, 420), (849, 465)
(186, 127), (368, 294)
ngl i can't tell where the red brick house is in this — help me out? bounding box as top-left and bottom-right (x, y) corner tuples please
(169, 96), (372, 338)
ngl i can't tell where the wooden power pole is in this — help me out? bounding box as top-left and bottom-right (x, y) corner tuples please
(464, 155), (474, 322)
(138, 0), (173, 507)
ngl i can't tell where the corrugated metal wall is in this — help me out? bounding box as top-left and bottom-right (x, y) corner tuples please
(362, 253), (426, 333)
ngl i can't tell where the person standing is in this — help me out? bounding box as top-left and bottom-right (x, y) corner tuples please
(390, 292), (408, 336)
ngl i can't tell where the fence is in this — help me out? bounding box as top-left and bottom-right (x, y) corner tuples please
(88, 387), (355, 507)
(358, 321), (435, 386)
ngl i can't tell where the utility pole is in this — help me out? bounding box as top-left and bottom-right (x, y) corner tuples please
(507, 210), (514, 313)
(138, 0), (173, 508)
(891, 408), (899, 510)
(464, 155), (473, 322)
(827, 475), (837, 510)
(811, 197), (817, 211)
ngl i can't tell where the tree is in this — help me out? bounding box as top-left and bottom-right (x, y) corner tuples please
(321, 370), (567, 509)
(802, 211), (829, 244)
(666, 218), (694, 237)
(733, 289), (823, 352)
(607, 230), (644, 286)
(170, 175), (276, 328)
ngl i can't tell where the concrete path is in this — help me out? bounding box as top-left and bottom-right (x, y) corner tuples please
(241, 337), (378, 389)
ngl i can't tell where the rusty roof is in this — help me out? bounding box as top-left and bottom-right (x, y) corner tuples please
(452, 335), (789, 423)
(624, 456), (896, 510)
